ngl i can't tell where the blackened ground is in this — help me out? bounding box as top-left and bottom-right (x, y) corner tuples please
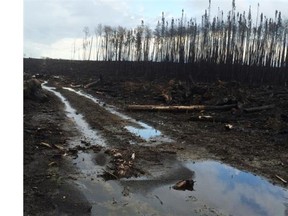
(24, 90), (92, 215)
(24, 60), (288, 215)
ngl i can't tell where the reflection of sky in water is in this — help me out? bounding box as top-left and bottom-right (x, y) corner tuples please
(118, 161), (288, 216)
(63, 87), (164, 140)
(63, 87), (133, 121)
(43, 84), (106, 146)
(185, 161), (288, 216)
(125, 121), (162, 140)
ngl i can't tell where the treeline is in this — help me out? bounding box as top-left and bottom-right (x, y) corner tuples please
(78, 0), (288, 68)
(24, 58), (288, 85)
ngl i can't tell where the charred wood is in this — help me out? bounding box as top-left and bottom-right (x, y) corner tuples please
(243, 104), (275, 113)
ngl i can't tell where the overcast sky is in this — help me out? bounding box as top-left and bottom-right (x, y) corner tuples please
(24, 0), (288, 59)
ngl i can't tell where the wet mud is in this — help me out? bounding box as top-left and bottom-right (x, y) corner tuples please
(24, 73), (288, 216)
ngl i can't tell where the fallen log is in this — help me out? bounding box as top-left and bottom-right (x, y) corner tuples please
(243, 104), (275, 113)
(84, 79), (100, 89)
(189, 115), (236, 123)
(70, 84), (82, 88)
(126, 104), (237, 112)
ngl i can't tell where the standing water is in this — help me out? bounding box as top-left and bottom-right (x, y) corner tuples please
(124, 121), (161, 140)
(119, 160), (288, 216)
(63, 87), (172, 142)
(42, 83), (106, 146)
(182, 161), (288, 216)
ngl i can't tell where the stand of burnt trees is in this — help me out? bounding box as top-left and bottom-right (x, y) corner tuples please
(71, 1), (288, 84)
(81, 0), (287, 69)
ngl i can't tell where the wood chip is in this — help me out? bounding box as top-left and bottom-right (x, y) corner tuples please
(275, 175), (287, 184)
(48, 161), (57, 166)
(39, 142), (52, 148)
(53, 144), (65, 151)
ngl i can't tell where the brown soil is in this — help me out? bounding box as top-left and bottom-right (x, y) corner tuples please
(24, 61), (288, 215)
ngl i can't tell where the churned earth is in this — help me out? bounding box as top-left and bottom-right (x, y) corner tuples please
(24, 73), (288, 216)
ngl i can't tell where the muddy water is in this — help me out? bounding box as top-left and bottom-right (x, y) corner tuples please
(70, 158), (288, 216)
(42, 84), (106, 146)
(125, 121), (161, 140)
(115, 160), (288, 216)
(43, 84), (288, 215)
(63, 87), (172, 142)
(186, 161), (288, 216)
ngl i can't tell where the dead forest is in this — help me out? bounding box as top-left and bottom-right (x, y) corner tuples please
(26, 1), (288, 85)
(79, 0), (287, 68)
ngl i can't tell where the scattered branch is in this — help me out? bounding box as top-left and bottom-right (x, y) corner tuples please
(243, 105), (275, 113)
(126, 104), (237, 112)
(275, 175), (287, 184)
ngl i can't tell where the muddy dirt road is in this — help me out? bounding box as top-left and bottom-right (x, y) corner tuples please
(24, 74), (288, 216)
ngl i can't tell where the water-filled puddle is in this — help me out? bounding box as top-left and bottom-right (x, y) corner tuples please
(42, 84), (106, 146)
(185, 161), (288, 216)
(119, 160), (288, 216)
(62, 87), (131, 120)
(124, 121), (162, 140)
(63, 87), (171, 141)
(65, 156), (288, 215)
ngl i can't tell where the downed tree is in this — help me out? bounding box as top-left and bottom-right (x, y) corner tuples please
(126, 104), (237, 112)
(243, 104), (275, 113)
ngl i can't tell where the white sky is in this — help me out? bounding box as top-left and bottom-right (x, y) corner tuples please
(24, 0), (288, 59)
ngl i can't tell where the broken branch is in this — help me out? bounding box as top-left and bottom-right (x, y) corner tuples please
(84, 79), (100, 89)
(38, 142), (52, 148)
(275, 175), (287, 184)
(126, 104), (237, 112)
(102, 168), (119, 180)
(243, 104), (275, 113)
